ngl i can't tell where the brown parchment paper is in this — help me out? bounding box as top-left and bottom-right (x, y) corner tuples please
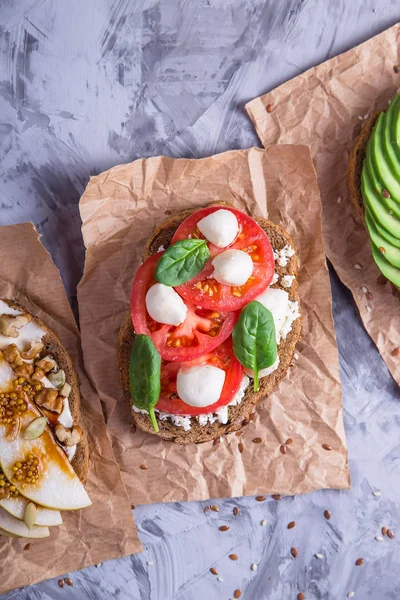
(78, 146), (350, 505)
(246, 24), (400, 385)
(0, 224), (141, 595)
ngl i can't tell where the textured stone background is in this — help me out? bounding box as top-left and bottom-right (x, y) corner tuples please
(1, 1), (400, 599)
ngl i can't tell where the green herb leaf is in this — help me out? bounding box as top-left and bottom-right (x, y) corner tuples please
(155, 238), (210, 286)
(129, 334), (161, 432)
(232, 301), (277, 392)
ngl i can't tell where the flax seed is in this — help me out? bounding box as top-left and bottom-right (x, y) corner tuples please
(266, 104), (273, 113)
(291, 547), (298, 558)
(233, 507), (240, 516)
(229, 554), (238, 561)
(392, 348), (400, 357)
(210, 567), (218, 575)
(255, 495), (266, 502)
(58, 580), (65, 588)
(211, 505), (219, 512)
(285, 438), (293, 445)
(23, 543), (31, 551)
(288, 521), (295, 529)
(324, 510), (331, 520)
(249, 413), (257, 421)
(219, 525), (229, 531)
(139, 464), (148, 470)
(280, 444), (287, 454)
(322, 444), (332, 451)
(253, 437), (262, 444)
(234, 590), (241, 598)
(382, 527), (387, 536)
(65, 578), (73, 587)
(298, 594), (305, 600)
(238, 442), (244, 453)
(388, 529), (395, 539)
(382, 189), (391, 198)
(355, 558), (364, 566)
(272, 494), (281, 500)
(204, 506), (210, 513)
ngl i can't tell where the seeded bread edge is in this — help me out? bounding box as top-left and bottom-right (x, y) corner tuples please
(117, 205), (301, 444)
(1, 300), (89, 482)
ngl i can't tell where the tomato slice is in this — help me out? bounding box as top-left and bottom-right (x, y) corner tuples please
(171, 206), (274, 311)
(156, 339), (244, 416)
(130, 253), (238, 361)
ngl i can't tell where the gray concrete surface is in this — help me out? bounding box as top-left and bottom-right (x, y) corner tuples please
(0, 1), (400, 598)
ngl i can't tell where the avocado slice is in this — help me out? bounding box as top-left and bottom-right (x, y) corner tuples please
(368, 115), (400, 217)
(361, 161), (400, 231)
(366, 211), (400, 267)
(371, 242), (400, 287)
(365, 206), (400, 248)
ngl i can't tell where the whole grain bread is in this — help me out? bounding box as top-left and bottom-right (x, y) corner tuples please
(348, 111), (380, 220)
(1, 300), (89, 482)
(118, 205), (301, 444)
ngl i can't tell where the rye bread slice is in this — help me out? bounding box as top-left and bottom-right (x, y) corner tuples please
(117, 206), (301, 444)
(348, 111), (381, 220)
(1, 299), (89, 482)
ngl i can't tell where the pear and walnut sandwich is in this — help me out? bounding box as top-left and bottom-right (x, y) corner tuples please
(0, 299), (91, 539)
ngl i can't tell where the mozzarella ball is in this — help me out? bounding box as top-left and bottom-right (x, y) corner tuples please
(254, 287), (289, 343)
(197, 209), (239, 248)
(145, 283), (187, 326)
(245, 356), (280, 379)
(212, 249), (253, 286)
(177, 365), (226, 407)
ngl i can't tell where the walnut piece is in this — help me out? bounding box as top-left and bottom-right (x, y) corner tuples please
(35, 389), (63, 414)
(3, 344), (23, 367)
(35, 356), (57, 373)
(31, 367), (45, 382)
(54, 423), (82, 447)
(14, 363), (34, 378)
(0, 314), (31, 338)
(20, 341), (44, 360)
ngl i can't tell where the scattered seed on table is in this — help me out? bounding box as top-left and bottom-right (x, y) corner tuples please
(139, 464), (148, 470)
(229, 554), (238, 561)
(219, 525), (229, 531)
(261, 519), (267, 526)
(233, 507), (240, 516)
(95, 563), (102, 568)
(23, 543), (31, 551)
(272, 494), (281, 500)
(388, 529), (395, 539)
(285, 438), (293, 445)
(251, 563), (257, 571)
(280, 444), (287, 454)
(204, 506), (210, 513)
(382, 527), (387, 536)
(253, 437), (262, 444)
(249, 413), (257, 421)
(324, 510), (331, 520)
(65, 578), (73, 587)
(238, 442), (244, 453)
(315, 553), (323, 559)
(211, 505), (219, 512)
(347, 593), (355, 598)
(355, 558), (364, 566)
(256, 495), (266, 502)
(210, 567), (218, 575)
(392, 347), (400, 357)
(234, 590), (242, 598)
(147, 561), (155, 566)
(372, 490), (381, 496)
(217, 576), (224, 582)
(322, 444), (332, 451)
(58, 580), (65, 588)
(298, 593), (305, 600)
(266, 104), (273, 113)
(354, 263), (362, 270)
(375, 536), (384, 542)
(288, 521), (296, 529)
(291, 547), (298, 558)
(213, 438), (220, 447)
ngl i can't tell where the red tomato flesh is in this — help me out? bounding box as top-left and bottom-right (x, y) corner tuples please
(156, 339), (244, 416)
(172, 206), (274, 311)
(130, 253), (238, 361)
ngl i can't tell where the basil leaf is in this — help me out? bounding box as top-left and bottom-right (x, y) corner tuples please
(155, 238), (210, 286)
(232, 301), (277, 393)
(129, 334), (161, 432)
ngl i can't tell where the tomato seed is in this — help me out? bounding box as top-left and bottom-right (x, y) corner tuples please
(229, 554), (238, 561)
(211, 505), (219, 512)
(285, 438), (293, 445)
(288, 521), (296, 529)
(355, 558), (364, 566)
(233, 507), (240, 516)
(253, 437), (262, 444)
(238, 442), (244, 453)
(280, 444), (287, 454)
(291, 547), (298, 558)
(324, 510), (331, 520)
(322, 444), (332, 451)
(255, 495), (266, 502)
(210, 567), (218, 575)
(388, 529), (395, 539)
(219, 525), (229, 531)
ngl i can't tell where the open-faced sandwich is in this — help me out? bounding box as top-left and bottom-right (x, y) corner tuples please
(118, 204), (301, 444)
(0, 299), (91, 539)
(348, 92), (400, 287)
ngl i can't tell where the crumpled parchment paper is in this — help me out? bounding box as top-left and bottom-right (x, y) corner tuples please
(0, 223), (141, 595)
(246, 23), (400, 386)
(78, 145), (350, 505)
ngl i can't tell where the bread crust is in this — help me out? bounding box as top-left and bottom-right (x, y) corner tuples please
(348, 111), (381, 220)
(118, 206), (302, 444)
(0, 299), (89, 481)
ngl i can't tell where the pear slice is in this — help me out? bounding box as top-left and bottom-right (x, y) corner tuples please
(0, 358), (91, 511)
(0, 506), (49, 538)
(0, 497), (62, 526)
